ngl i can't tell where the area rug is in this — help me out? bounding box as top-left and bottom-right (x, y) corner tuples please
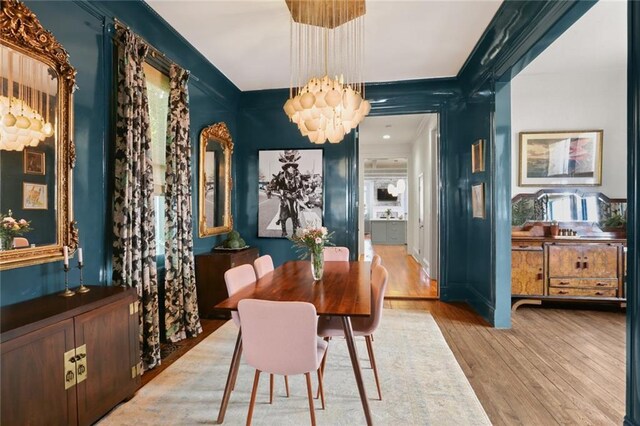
(99, 310), (491, 425)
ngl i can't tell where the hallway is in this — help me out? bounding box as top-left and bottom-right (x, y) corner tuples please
(363, 238), (438, 299)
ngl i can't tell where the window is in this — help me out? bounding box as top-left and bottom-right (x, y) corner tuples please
(143, 63), (170, 256)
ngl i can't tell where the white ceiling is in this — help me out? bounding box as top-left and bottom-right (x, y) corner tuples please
(146, 0), (503, 91)
(519, 0), (627, 76)
(358, 113), (435, 146)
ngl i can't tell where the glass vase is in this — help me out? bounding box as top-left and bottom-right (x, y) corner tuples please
(310, 250), (324, 281)
(1, 236), (13, 251)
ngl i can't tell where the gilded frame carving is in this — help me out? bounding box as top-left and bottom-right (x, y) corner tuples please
(0, 0), (78, 269)
(198, 122), (233, 237)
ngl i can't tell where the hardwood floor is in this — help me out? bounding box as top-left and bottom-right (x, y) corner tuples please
(142, 247), (626, 425)
(362, 236), (439, 299)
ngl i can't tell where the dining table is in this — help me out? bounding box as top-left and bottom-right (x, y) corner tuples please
(214, 259), (374, 425)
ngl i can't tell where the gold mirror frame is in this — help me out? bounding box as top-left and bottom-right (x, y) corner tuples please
(0, 0), (78, 270)
(199, 122), (233, 237)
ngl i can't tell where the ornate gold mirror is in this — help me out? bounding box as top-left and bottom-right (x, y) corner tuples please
(199, 122), (233, 237)
(0, 0), (78, 269)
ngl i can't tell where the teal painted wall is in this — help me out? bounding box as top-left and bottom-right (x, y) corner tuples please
(0, 0), (240, 305)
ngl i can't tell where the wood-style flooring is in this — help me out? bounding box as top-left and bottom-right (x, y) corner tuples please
(362, 236), (438, 299)
(142, 246), (626, 425)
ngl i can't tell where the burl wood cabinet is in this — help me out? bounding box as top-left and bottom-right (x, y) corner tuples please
(1, 286), (140, 426)
(511, 238), (625, 309)
(195, 247), (259, 318)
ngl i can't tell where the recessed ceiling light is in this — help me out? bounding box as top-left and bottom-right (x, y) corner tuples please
(382, 134), (391, 139)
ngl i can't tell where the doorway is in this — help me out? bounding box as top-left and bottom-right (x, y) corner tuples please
(358, 113), (439, 298)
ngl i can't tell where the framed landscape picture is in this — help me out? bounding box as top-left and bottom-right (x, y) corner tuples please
(471, 183), (485, 219)
(258, 149), (323, 238)
(519, 130), (603, 186)
(471, 139), (484, 173)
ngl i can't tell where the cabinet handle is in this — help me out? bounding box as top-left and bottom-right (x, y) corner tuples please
(583, 262), (588, 269)
(596, 282), (607, 287)
(557, 290), (568, 295)
(575, 261), (581, 269)
(519, 245), (529, 249)
(595, 291), (604, 296)
(558, 281), (570, 286)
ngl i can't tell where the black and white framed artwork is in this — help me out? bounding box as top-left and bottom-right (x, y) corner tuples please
(258, 149), (324, 238)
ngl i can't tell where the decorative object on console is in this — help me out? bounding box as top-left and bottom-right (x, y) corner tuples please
(217, 229), (247, 250)
(471, 139), (485, 173)
(471, 183), (485, 219)
(519, 130), (603, 187)
(258, 149), (323, 238)
(282, 0), (370, 144)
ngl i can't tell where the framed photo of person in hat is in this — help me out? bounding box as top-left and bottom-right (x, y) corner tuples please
(258, 149), (324, 238)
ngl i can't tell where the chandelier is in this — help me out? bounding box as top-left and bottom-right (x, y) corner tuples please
(0, 46), (55, 151)
(387, 179), (406, 197)
(283, 0), (371, 144)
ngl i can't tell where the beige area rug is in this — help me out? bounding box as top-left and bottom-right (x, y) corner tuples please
(100, 310), (491, 425)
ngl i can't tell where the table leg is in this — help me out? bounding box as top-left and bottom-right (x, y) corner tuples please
(217, 329), (242, 424)
(341, 316), (373, 426)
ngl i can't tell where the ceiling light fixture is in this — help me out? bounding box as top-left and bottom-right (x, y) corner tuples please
(382, 134), (390, 139)
(283, 0), (371, 144)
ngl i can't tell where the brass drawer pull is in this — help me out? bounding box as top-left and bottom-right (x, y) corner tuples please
(583, 261), (588, 269)
(575, 261), (581, 269)
(557, 290), (568, 295)
(595, 291), (604, 296)
(558, 281), (570, 286)
(596, 282), (607, 287)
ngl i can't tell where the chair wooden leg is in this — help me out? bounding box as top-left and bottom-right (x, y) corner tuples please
(230, 343), (243, 391)
(305, 372), (317, 426)
(269, 374), (274, 404)
(317, 368), (325, 409)
(284, 375), (290, 397)
(317, 339), (329, 399)
(365, 335), (382, 400)
(246, 370), (261, 426)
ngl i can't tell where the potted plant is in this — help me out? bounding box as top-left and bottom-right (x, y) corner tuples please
(600, 210), (627, 232)
(385, 209), (392, 219)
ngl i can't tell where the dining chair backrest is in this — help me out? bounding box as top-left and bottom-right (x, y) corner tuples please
(354, 264), (388, 335)
(238, 299), (322, 376)
(371, 254), (382, 270)
(253, 255), (274, 279)
(323, 246), (349, 261)
(13, 237), (28, 248)
(224, 264), (257, 327)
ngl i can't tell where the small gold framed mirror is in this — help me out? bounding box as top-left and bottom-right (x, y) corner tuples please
(0, 0), (78, 269)
(199, 122), (233, 237)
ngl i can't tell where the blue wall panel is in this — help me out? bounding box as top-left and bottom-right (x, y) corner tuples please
(0, 0), (240, 306)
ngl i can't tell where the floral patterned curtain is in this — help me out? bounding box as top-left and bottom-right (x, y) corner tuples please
(112, 28), (161, 371)
(164, 64), (202, 342)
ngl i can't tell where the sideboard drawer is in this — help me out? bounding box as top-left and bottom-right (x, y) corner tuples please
(548, 287), (617, 297)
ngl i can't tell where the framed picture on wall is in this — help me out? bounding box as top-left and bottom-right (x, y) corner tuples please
(471, 139), (485, 173)
(258, 149), (324, 238)
(23, 182), (47, 210)
(519, 130), (603, 186)
(24, 150), (45, 175)
(471, 183), (485, 219)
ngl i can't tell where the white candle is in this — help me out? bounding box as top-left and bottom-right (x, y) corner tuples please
(78, 248), (83, 265)
(63, 246), (69, 266)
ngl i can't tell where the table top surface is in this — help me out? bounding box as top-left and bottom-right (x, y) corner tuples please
(214, 260), (372, 317)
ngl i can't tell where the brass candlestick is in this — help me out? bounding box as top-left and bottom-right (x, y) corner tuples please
(77, 262), (90, 293)
(60, 264), (75, 297)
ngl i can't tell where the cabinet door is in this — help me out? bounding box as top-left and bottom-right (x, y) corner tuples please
(74, 294), (140, 426)
(371, 222), (387, 244)
(512, 250), (544, 295)
(548, 245), (582, 277)
(582, 245), (619, 278)
(1, 319), (77, 426)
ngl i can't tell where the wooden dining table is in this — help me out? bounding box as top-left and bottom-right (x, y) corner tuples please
(214, 260), (374, 425)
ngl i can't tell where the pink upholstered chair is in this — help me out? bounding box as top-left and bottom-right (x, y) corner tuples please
(224, 264), (290, 400)
(238, 299), (328, 426)
(371, 254), (382, 270)
(323, 246), (349, 261)
(253, 255), (274, 279)
(317, 264), (388, 400)
(12, 237), (28, 248)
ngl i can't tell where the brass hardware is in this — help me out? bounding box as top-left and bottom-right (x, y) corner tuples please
(134, 301), (139, 313)
(595, 291), (603, 296)
(130, 301), (139, 315)
(559, 282), (570, 286)
(575, 261), (581, 269)
(131, 366), (137, 379)
(558, 291), (568, 295)
(137, 362), (143, 376)
(76, 344), (87, 384)
(583, 261), (588, 269)
(596, 282), (606, 286)
(64, 348), (77, 390)
(130, 303), (134, 315)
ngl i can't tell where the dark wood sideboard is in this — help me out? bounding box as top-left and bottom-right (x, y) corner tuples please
(195, 247), (259, 318)
(1, 286), (140, 426)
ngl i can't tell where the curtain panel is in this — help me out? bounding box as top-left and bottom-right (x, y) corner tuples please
(112, 28), (161, 371)
(164, 64), (202, 342)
